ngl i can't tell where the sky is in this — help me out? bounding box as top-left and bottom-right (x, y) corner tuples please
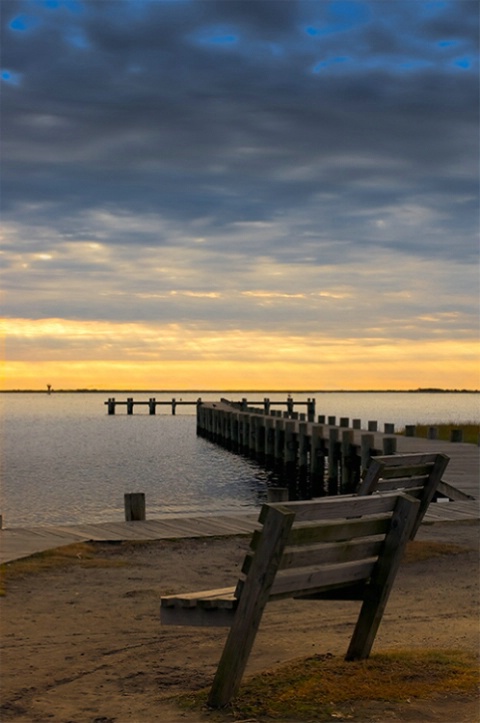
(1, 0), (479, 391)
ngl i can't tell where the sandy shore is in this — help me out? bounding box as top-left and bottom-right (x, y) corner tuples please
(1, 519), (478, 722)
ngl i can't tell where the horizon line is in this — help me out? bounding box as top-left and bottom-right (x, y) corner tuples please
(1, 388), (478, 394)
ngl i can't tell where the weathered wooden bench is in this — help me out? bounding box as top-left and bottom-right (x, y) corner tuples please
(356, 452), (449, 538)
(160, 491), (420, 708)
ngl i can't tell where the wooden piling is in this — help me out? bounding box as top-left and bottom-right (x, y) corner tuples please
(383, 436), (397, 455)
(361, 433), (375, 471)
(124, 492), (146, 521)
(328, 427), (340, 495)
(428, 426), (438, 440)
(267, 487), (289, 502)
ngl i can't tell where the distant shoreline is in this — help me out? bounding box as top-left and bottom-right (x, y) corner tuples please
(1, 388), (478, 394)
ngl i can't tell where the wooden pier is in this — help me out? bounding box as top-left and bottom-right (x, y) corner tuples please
(196, 400), (478, 502)
(104, 396), (316, 417)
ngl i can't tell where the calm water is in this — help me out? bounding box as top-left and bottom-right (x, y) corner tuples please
(2, 391), (478, 528)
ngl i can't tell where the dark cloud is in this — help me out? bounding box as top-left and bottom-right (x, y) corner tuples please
(1, 0), (478, 340)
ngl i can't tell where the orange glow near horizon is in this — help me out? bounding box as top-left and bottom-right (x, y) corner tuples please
(3, 353), (479, 392)
(2, 318), (478, 390)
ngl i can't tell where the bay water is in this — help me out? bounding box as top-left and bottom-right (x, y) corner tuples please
(2, 391), (478, 528)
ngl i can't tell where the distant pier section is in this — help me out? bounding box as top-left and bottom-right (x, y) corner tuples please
(196, 399), (477, 503)
(105, 396), (316, 417)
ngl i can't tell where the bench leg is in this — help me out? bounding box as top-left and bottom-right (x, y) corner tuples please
(345, 494), (419, 660)
(208, 505), (295, 708)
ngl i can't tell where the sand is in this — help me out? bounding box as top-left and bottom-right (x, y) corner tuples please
(0, 520), (478, 723)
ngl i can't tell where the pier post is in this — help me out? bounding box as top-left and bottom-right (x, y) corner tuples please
(149, 398), (156, 415)
(360, 433), (375, 473)
(256, 416), (266, 460)
(171, 398), (176, 415)
(307, 398), (315, 423)
(124, 492), (146, 521)
(328, 428), (340, 495)
(284, 420), (297, 481)
(287, 396), (294, 417)
(405, 425), (416, 437)
(341, 429), (356, 493)
(264, 417), (275, 464)
(127, 398), (134, 415)
(107, 398), (116, 415)
(383, 436), (397, 455)
(368, 420), (378, 432)
(267, 487), (289, 503)
(310, 425), (325, 496)
(264, 398), (271, 415)
(450, 429), (463, 443)
(384, 423), (395, 434)
(274, 418), (284, 466)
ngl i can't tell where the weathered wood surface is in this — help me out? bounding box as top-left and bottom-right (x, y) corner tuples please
(0, 513), (259, 565)
(208, 504), (296, 707)
(357, 452), (450, 539)
(161, 492), (419, 707)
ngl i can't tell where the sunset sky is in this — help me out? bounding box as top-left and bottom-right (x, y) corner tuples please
(2, 0), (479, 390)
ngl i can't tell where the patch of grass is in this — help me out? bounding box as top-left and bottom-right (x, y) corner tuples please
(399, 422), (479, 445)
(0, 542), (128, 596)
(180, 650), (479, 720)
(404, 540), (471, 563)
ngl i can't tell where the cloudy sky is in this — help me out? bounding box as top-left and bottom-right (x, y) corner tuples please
(1, 0), (478, 390)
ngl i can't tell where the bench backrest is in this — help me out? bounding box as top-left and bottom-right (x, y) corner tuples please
(207, 491), (419, 707)
(356, 452), (449, 538)
(236, 492), (417, 604)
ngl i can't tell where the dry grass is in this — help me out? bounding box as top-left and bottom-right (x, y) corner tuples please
(181, 650), (479, 720)
(399, 422), (479, 445)
(403, 539), (471, 563)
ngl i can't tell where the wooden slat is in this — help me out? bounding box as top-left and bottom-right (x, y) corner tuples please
(370, 453), (439, 466)
(161, 586), (236, 608)
(269, 558), (377, 599)
(280, 536), (384, 570)
(242, 536), (384, 575)
(263, 493), (398, 523)
(288, 516), (390, 546)
(376, 478), (425, 491)
(379, 465), (432, 479)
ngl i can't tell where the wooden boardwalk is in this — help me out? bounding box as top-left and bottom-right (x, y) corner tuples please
(0, 512), (260, 565)
(1, 499), (478, 566)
